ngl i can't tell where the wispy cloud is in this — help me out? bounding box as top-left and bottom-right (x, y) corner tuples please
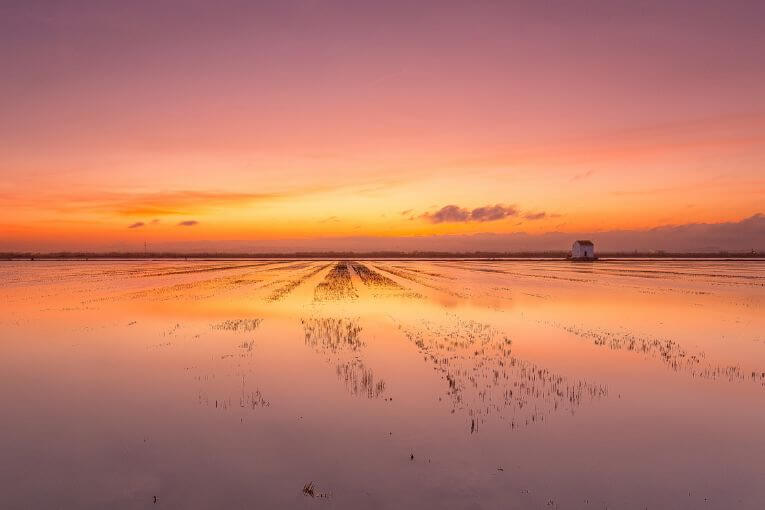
(422, 204), (517, 223)
(471, 205), (518, 221)
(113, 191), (284, 216)
(425, 205), (469, 223)
(524, 212), (547, 220)
(10, 187), (332, 217)
(128, 222), (145, 228)
(119, 214), (765, 254)
(178, 220), (199, 227)
(570, 170), (595, 182)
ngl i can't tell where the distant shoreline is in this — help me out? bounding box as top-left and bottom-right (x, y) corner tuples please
(1, 251), (763, 261)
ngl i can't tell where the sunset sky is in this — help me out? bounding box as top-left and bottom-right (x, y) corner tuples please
(2, 1), (764, 252)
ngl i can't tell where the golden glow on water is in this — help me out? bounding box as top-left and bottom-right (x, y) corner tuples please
(1, 259), (765, 508)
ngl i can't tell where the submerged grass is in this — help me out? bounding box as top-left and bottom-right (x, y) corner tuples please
(314, 262), (357, 301)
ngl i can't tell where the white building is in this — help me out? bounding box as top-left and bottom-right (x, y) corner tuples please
(572, 240), (595, 259)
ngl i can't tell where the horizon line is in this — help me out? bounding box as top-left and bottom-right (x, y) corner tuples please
(2, 249), (763, 260)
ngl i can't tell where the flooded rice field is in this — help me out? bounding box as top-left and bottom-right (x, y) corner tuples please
(1, 259), (764, 509)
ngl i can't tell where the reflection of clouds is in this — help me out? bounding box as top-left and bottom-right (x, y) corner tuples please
(398, 313), (607, 432)
(302, 316), (386, 399)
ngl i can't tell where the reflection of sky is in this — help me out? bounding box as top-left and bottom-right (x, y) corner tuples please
(2, 259), (765, 507)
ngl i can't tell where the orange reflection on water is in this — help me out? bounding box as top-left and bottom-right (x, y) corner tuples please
(1, 259), (764, 509)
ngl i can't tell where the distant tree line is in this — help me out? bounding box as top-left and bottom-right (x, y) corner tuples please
(1, 250), (762, 260)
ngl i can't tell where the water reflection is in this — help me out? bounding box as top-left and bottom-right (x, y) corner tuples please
(314, 262), (357, 301)
(543, 319), (765, 387)
(2, 259), (765, 509)
(267, 263), (329, 301)
(302, 316), (386, 399)
(211, 318), (262, 332)
(350, 261), (421, 298)
(398, 313), (608, 430)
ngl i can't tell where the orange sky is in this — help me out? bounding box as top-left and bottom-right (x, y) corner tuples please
(2, 2), (764, 251)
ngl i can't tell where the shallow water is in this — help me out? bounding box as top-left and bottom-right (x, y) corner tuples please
(1, 259), (764, 509)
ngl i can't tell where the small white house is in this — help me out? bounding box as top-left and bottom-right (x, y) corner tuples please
(572, 240), (595, 259)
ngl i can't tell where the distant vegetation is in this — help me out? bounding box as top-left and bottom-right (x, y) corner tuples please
(1, 250), (762, 260)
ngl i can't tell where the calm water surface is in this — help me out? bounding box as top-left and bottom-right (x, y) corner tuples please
(1, 260), (764, 509)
